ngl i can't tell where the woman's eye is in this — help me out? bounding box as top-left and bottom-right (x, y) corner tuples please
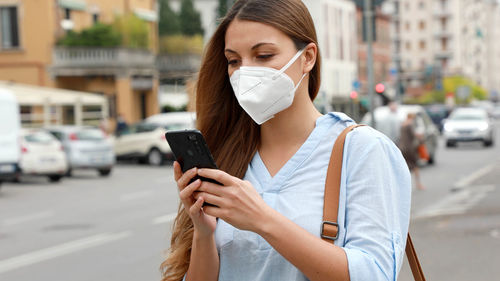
(257, 54), (274, 60)
(227, 59), (239, 66)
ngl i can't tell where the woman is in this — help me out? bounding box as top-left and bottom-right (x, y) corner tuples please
(161, 1), (411, 280)
(399, 113), (426, 190)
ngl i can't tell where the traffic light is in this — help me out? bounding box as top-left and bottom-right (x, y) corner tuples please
(375, 83), (385, 94)
(375, 83), (390, 105)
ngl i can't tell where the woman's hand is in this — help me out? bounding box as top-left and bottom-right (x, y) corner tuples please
(174, 161), (216, 237)
(193, 168), (275, 233)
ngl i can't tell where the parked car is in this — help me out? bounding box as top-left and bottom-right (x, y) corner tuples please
(0, 89), (21, 188)
(361, 104), (440, 164)
(443, 107), (494, 147)
(491, 104), (500, 120)
(113, 122), (172, 166)
(18, 129), (68, 182)
(47, 126), (115, 176)
(144, 111), (196, 130)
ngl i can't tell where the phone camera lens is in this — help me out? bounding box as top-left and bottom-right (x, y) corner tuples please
(188, 134), (196, 141)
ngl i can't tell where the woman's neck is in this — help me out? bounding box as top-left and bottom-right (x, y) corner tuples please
(259, 92), (322, 152)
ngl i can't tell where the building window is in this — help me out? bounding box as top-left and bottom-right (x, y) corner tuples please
(419, 40), (426, 50)
(406, 41), (411, 50)
(92, 13), (99, 24)
(64, 8), (71, 20)
(405, 21), (410, 31)
(419, 1), (425, 9)
(405, 2), (410, 10)
(0, 6), (19, 49)
(419, 21), (426, 30)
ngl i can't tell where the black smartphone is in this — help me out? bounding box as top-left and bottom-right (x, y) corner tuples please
(165, 129), (220, 206)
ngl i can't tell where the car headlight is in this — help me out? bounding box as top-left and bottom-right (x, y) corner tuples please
(478, 123), (489, 131)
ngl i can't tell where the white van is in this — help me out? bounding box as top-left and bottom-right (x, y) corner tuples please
(0, 88), (20, 187)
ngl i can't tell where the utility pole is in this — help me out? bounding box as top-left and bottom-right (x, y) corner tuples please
(364, 0), (376, 129)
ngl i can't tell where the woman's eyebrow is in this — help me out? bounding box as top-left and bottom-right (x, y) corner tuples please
(224, 42), (276, 54)
(251, 42), (275, 50)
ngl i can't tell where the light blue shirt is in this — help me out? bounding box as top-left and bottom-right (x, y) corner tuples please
(211, 112), (411, 281)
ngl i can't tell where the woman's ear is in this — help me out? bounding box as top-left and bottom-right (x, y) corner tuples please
(302, 42), (317, 73)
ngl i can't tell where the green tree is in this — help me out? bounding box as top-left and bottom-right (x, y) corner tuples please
(179, 0), (204, 36)
(217, 0), (235, 18)
(159, 0), (181, 35)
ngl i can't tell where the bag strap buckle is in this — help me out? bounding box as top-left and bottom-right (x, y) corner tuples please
(320, 221), (339, 241)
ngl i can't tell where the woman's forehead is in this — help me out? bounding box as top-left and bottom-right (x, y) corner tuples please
(225, 19), (292, 50)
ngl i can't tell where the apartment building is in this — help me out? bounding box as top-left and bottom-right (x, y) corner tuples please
(0, 0), (159, 127)
(390, 0), (499, 97)
(303, 0), (358, 110)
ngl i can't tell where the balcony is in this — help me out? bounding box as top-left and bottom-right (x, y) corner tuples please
(434, 31), (453, 39)
(433, 9), (452, 18)
(51, 47), (156, 76)
(157, 54), (202, 79)
(435, 50), (453, 60)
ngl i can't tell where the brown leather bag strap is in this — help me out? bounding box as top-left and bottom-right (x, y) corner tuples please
(322, 124), (426, 281)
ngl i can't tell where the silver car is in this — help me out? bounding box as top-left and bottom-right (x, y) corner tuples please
(47, 126), (115, 176)
(443, 107), (495, 147)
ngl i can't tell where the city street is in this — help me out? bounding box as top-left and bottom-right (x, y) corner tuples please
(0, 122), (499, 281)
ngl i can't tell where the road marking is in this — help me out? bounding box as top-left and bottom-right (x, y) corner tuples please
(2, 211), (54, 227)
(152, 212), (178, 225)
(414, 185), (496, 219)
(454, 164), (495, 188)
(120, 190), (153, 202)
(0, 231), (131, 274)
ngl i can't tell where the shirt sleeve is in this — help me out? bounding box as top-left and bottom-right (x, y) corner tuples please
(341, 126), (411, 281)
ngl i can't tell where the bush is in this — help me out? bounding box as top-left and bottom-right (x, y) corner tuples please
(113, 14), (150, 49)
(57, 23), (121, 47)
(159, 34), (203, 55)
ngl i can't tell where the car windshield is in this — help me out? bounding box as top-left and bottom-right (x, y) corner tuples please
(76, 129), (106, 140)
(25, 132), (55, 143)
(449, 111), (487, 121)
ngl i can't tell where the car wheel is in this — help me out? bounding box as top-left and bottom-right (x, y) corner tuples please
(427, 154), (435, 165)
(446, 141), (456, 148)
(147, 148), (164, 166)
(98, 168), (112, 177)
(48, 175), (62, 182)
(484, 139), (493, 147)
(66, 168), (73, 177)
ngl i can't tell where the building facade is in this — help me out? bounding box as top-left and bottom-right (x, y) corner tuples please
(303, 0), (358, 111)
(0, 0), (160, 127)
(389, 0), (499, 98)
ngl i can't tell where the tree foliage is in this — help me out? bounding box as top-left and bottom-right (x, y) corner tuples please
(179, 0), (204, 36)
(57, 23), (121, 47)
(159, 0), (181, 35)
(113, 14), (150, 49)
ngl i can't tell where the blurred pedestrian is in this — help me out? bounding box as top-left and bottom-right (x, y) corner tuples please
(378, 101), (401, 143)
(115, 113), (128, 136)
(161, 1), (411, 281)
(399, 113), (426, 190)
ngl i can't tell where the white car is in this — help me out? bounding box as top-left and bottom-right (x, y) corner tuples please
(145, 111), (196, 129)
(46, 126), (115, 177)
(113, 122), (172, 166)
(18, 129), (68, 182)
(0, 89), (20, 187)
(443, 107), (495, 147)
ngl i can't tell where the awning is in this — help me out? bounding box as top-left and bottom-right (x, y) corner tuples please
(134, 8), (158, 22)
(58, 0), (87, 11)
(0, 81), (106, 107)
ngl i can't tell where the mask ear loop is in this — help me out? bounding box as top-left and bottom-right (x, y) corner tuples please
(293, 72), (308, 92)
(272, 49), (306, 80)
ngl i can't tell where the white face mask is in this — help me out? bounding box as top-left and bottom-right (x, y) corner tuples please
(229, 49), (307, 125)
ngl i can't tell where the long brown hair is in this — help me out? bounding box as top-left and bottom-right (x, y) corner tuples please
(160, 0), (321, 280)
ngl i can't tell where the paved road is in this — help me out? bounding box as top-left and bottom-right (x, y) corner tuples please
(0, 122), (499, 281)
